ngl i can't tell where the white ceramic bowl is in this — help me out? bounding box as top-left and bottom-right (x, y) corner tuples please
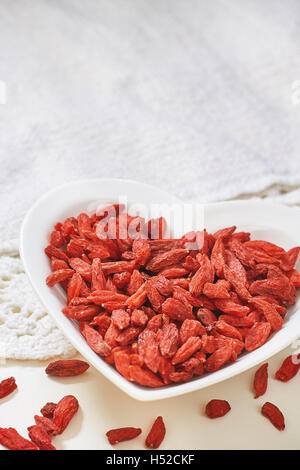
(20, 179), (300, 401)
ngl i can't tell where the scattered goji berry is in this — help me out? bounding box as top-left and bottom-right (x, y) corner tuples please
(145, 416), (166, 449)
(40, 402), (57, 419)
(0, 377), (17, 399)
(261, 402), (285, 431)
(52, 395), (79, 434)
(0, 428), (38, 450)
(253, 363), (268, 398)
(106, 427), (142, 445)
(27, 425), (56, 450)
(45, 360), (90, 377)
(205, 399), (231, 418)
(275, 355), (300, 382)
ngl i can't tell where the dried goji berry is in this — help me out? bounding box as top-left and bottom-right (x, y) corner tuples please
(51, 258), (68, 271)
(229, 238), (255, 268)
(111, 309), (131, 330)
(197, 308), (217, 326)
(205, 399), (231, 418)
(27, 425), (56, 451)
(131, 309), (148, 327)
(226, 249), (248, 285)
(172, 337), (202, 365)
(214, 299), (249, 317)
(45, 360), (90, 377)
(125, 283), (147, 309)
(244, 240), (285, 259)
(90, 314), (111, 337)
(114, 350), (132, 380)
(146, 249), (188, 272)
(69, 258), (92, 281)
(223, 265), (250, 301)
(204, 345), (233, 372)
(162, 298), (194, 322)
(34, 415), (59, 436)
(40, 402), (57, 419)
(145, 280), (164, 313)
(203, 280), (230, 299)
(67, 273), (83, 304)
(82, 323), (111, 356)
(159, 323), (179, 358)
(210, 237), (226, 277)
(112, 272), (131, 290)
(137, 329), (161, 373)
(201, 334), (216, 354)
(0, 377), (17, 399)
(62, 305), (99, 320)
(45, 245), (69, 262)
(249, 298), (283, 331)
(280, 247), (300, 271)
(213, 226), (236, 240)
(132, 239), (151, 266)
(46, 269), (74, 287)
(145, 416), (166, 449)
(261, 402), (285, 430)
(91, 258), (106, 291)
(215, 320), (243, 341)
(106, 427), (142, 445)
(52, 395), (79, 434)
(179, 319), (206, 344)
(117, 327), (140, 347)
(253, 363), (268, 398)
(244, 322), (271, 352)
(275, 354), (300, 382)
(0, 428), (38, 450)
(129, 365), (164, 388)
(189, 254), (214, 297)
(169, 371), (193, 383)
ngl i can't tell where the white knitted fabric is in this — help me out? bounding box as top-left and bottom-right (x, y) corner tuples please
(1, 1), (300, 244)
(0, 239), (75, 360)
(1, 1), (300, 359)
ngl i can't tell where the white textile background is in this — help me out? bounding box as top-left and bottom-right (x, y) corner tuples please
(1, 0), (300, 243)
(0, 0), (300, 359)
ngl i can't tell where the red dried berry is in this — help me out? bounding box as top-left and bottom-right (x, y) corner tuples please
(0, 428), (38, 450)
(40, 402), (57, 419)
(253, 363), (268, 398)
(106, 427), (142, 445)
(145, 416), (166, 449)
(45, 360), (90, 377)
(261, 402), (285, 431)
(205, 399), (231, 419)
(275, 355), (300, 382)
(0, 377), (17, 399)
(27, 425), (56, 450)
(52, 395), (79, 434)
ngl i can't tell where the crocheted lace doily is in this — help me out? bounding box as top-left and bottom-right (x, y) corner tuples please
(0, 240), (75, 360)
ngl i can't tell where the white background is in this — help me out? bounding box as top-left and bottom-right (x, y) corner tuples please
(1, 346), (300, 450)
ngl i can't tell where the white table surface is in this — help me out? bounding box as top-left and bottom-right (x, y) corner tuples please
(1, 346), (299, 450)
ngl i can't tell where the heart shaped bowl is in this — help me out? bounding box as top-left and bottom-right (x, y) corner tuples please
(20, 179), (300, 401)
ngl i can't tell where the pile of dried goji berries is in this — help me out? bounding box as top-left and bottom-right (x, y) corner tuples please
(45, 205), (300, 388)
(0, 374), (79, 451)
